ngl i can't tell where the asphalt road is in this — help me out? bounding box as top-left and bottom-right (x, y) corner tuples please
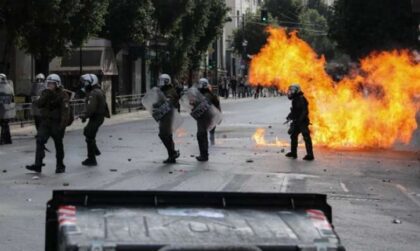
(0, 97), (419, 251)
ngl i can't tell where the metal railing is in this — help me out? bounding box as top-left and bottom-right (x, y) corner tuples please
(9, 99), (86, 127)
(115, 94), (145, 114)
(9, 93), (146, 127)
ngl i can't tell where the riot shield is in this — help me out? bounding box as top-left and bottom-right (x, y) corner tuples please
(143, 87), (183, 131)
(181, 87), (222, 131)
(0, 83), (16, 119)
(31, 82), (47, 116)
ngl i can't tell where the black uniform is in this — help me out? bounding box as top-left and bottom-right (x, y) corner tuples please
(196, 88), (221, 160)
(81, 86), (109, 165)
(286, 92), (314, 160)
(28, 88), (70, 173)
(159, 85), (180, 163)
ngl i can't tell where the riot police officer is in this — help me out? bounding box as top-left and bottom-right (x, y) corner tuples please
(31, 73), (46, 131)
(0, 73), (16, 145)
(79, 74), (109, 166)
(195, 78), (221, 162)
(26, 74), (70, 173)
(158, 74), (180, 164)
(285, 84), (314, 161)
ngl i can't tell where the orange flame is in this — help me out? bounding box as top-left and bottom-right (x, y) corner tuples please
(252, 128), (292, 147)
(249, 27), (420, 149)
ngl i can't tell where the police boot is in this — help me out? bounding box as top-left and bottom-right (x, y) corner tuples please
(26, 164), (42, 173)
(303, 134), (314, 161)
(82, 158), (97, 166)
(285, 152), (297, 159)
(160, 134), (179, 164)
(196, 133), (209, 162)
(55, 163), (66, 174)
(163, 150), (180, 164)
(82, 140), (98, 166)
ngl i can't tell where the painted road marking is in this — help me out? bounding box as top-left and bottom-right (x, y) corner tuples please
(340, 181), (349, 193)
(396, 184), (420, 209)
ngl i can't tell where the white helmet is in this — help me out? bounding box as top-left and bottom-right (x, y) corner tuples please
(197, 78), (210, 89)
(35, 73), (45, 83)
(0, 73), (7, 84)
(287, 83), (301, 99)
(46, 74), (62, 88)
(158, 74), (171, 87)
(80, 74), (99, 87)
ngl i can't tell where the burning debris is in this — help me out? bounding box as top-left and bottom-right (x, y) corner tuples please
(249, 27), (420, 149)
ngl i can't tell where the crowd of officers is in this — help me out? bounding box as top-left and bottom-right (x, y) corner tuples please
(24, 73), (109, 174)
(1, 71), (314, 174)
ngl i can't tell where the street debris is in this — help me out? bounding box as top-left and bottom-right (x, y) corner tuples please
(62, 183), (70, 187)
(281, 149), (285, 153)
(127, 158), (132, 162)
(2, 170), (7, 173)
(110, 169), (118, 172)
(246, 159), (254, 163)
(32, 176), (39, 180)
(392, 219), (402, 224)
(26, 198), (32, 202)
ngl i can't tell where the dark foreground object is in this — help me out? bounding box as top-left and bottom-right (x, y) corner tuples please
(46, 190), (346, 251)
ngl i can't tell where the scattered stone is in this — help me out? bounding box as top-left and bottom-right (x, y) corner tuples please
(190, 134), (194, 137)
(2, 170), (7, 173)
(32, 176), (39, 180)
(393, 219), (402, 224)
(222, 153), (226, 155)
(323, 169), (327, 172)
(169, 171), (173, 174)
(377, 161), (381, 164)
(128, 158), (132, 162)
(382, 179), (391, 183)
(190, 155), (195, 158)
(222, 134), (227, 138)
(281, 149), (285, 153)
(268, 125), (272, 129)
(407, 164), (411, 167)
(26, 198), (32, 202)
(270, 132), (274, 135)
(109, 135), (113, 138)
(62, 183), (70, 187)
(246, 159), (254, 163)
(110, 169), (118, 172)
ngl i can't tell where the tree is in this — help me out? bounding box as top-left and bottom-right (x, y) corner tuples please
(187, 0), (229, 83)
(298, 8), (335, 59)
(164, 0), (212, 78)
(232, 13), (270, 57)
(306, 0), (332, 18)
(101, 0), (154, 53)
(150, 0), (192, 79)
(0, 0), (30, 74)
(264, 0), (303, 28)
(329, 0), (417, 59)
(18, 0), (109, 73)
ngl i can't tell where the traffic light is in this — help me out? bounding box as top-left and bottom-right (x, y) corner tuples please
(261, 10), (268, 23)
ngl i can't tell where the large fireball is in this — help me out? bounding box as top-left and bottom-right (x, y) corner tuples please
(249, 27), (420, 149)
